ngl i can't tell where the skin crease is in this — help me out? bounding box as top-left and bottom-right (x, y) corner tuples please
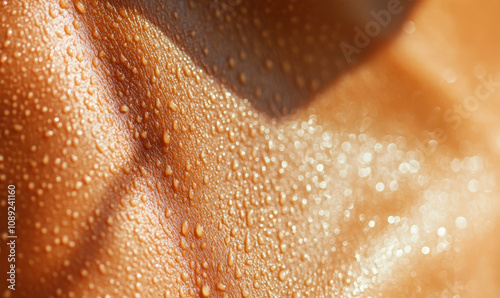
(1, 0), (500, 297)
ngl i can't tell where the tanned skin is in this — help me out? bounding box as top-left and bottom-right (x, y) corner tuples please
(1, 0), (500, 297)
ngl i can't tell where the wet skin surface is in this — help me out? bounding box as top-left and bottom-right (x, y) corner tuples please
(1, 0), (500, 297)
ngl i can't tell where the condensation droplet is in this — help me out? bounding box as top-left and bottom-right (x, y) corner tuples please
(59, 0), (70, 9)
(437, 227), (447, 237)
(163, 131), (171, 144)
(181, 221), (188, 236)
(216, 283), (226, 291)
(238, 73), (247, 85)
(165, 165), (173, 176)
(120, 105), (129, 113)
(168, 101), (179, 112)
(201, 284), (210, 297)
(455, 217), (467, 229)
(227, 249), (235, 267)
(468, 179), (479, 192)
(74, 1), (86, 14)
(278, 270), (286, 281)
(195, 224), (204, 238)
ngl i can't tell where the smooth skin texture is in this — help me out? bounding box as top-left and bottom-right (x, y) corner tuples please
(1, 0), (500, 297)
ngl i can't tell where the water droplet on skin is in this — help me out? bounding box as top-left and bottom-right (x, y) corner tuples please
(118, 8), (127, 18)
(163, 131), (171, 144)
(173, 120), (179, 131)
(278, 270), (287, 281)
(49, 6), (58, 18)
(180, 237), (189, 250)
(468, 179), (479, 192)
(201, 284), (210, 297)
(244, 234), (251, 252)
(119, 54), (127, 63)
(182, 65), (191, 77)
(277, 230), (285, 241)
(64, 24), (72, 35)
(80, 269), (88, 277)
(201, 261), (209, 270)
(389, 180), (399, 191)
(97, 263), (106, 274)
(42, 155), (49, 165)
(165, 165), (173, 176)
(216, 283), (226, 291)
(235, 267), (243, 279)
(263, 59), (274, 70)
(120, 105), (129, 113)
(168, 101), (178, 112)
(227, 249), (235, 267)
(153, 276), (159, 284)
(74, 1), (86, 14)
(246, 211), (253, 227)
(227, 57), (235, 68)
(195, 224), (204, 238)
(185, 188), (193, 200)
(455, 216), (467, 229)
(238, 73), (247, 85)
(181, 221), (189, 235)
(59, 0), (70, 9)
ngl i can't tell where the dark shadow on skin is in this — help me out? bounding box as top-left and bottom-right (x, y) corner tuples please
(109, 0), (419, 117)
